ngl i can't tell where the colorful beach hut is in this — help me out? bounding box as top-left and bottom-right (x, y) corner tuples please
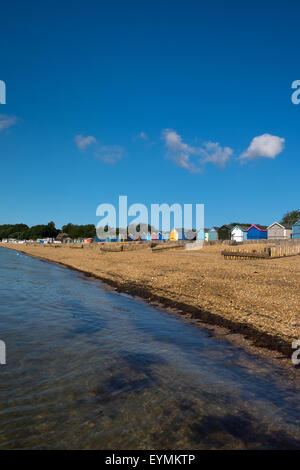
(151, 232), (158, 241)
(170, 228), (179, 241)
(231, 225), (250, 242)
(197, 229), (209, 241)
(162, 232), (169, 241)
(158, 232), (163, 241)
(292, 220), (300, 239)
(208, 227), (218, 241)
(247, 224), (268, 240)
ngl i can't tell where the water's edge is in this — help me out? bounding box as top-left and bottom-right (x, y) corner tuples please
(2, 246), (293, 363)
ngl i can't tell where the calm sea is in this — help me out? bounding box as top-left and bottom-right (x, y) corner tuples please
(0, 247), (299, 449)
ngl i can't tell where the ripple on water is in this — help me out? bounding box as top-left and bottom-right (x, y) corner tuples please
(0, 246), (300, 449)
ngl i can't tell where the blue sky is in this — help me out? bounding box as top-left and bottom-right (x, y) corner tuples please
(0, 0), (300, 229)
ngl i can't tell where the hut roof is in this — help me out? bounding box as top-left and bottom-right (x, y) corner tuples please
(218, 224), (235, 231)
(56, 232), (69, 239)
(231, 224), (252, 232)
(247, 224), (267, 232)
(267, 222), (293, 230)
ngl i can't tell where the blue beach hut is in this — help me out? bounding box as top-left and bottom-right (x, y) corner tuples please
(208, 227), (218, 241)
(197, 229), (205, 241)
(246, 225), (268, 240)
(292, 220), (300, 239)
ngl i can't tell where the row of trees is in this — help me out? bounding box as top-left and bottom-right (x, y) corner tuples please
(281, 210), (300, 226)
(0, 221), (146, 240)
(0, 222), (98, 240)
(61, 223), (96, 239)
(0, 222), (59, 240)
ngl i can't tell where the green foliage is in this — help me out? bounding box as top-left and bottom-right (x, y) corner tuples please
(230, 222), (252, 227)
(0, 224), (29, 240)
(61, 223), (96, 239)
(0, 222), (60, 240)
(281, 210), (300, 226)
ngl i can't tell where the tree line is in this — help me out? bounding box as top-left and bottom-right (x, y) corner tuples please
(0, 222), (96, 240)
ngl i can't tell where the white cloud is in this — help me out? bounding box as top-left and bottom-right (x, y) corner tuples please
(201, 142), (233, 168)
(0, 114), (18, 132)
(75, 134), (124, 164)
(94, 145), (124, 164)
(162, 129), (233, 172)
(75, 134), (97, 150)
(240, 134), (285, 161)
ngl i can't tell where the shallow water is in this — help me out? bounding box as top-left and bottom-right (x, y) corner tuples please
(0, 247), (299, 449)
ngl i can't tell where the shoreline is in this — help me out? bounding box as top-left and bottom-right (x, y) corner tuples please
(1, 243), (298, 361)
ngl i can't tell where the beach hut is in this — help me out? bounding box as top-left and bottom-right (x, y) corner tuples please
(151, 232), (158, 241)
(141, 232), (147, 241)
(158, 232), (163, 241)
(197, 229), (209, 241)
(208, 227), (218, 241)
(146, 232), (151, 241)
(162, 232), (169, 241)
(292, 220), (300, 239)
(247, 224), (268, 240)
(170, 228), (179, 241)
(267, 222), (292, 240)
(197, 230), (205, 241)
(231, 225), (250, 242)
(218, 225), (235, 241)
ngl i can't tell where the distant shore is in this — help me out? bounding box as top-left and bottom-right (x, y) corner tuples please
(1, 242), (299, 359)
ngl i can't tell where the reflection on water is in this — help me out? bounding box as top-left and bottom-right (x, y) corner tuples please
(0, 247), (299, 449)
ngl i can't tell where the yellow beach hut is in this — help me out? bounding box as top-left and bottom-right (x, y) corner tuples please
(170, 228), (178, 241)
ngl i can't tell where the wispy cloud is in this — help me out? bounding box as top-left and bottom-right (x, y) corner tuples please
(162, 129), (233, 172)
(240, 134), (285, 161)
(75, 134), (125, 164)
(94, 145), (125, 164)
(201, 142), (233, 168)
(0, 114), (18, 132)
(75, 134), (97, 150)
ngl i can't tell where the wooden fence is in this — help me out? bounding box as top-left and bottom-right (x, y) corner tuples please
(222, 241), (300, 260)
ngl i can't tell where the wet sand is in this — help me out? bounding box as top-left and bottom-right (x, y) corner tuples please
(2, 243), (299, 358)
